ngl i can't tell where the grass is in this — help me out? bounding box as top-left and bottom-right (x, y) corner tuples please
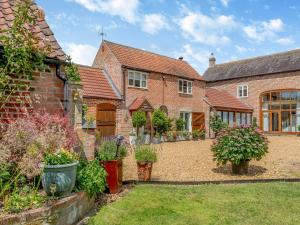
(90, 182), (300, 225)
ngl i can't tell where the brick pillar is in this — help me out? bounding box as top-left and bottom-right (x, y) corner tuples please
(67, 81), (95, 160)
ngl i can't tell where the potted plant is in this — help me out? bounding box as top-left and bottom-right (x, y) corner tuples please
(200, 129), (206, 140)
(166, 131), (176, 142)
(192, 129), (200, 141)
(211, 126), (268, 175)
(97, 140), (127, 194)
(42, 149), (78, 197)
(182, 130), (190, 140)
(135, 145), (157, 181)
(152, 133), (162, 144)
(129, 131), (137, 145)
(176, 131), (184, 141)
(132, 111), (147, 141)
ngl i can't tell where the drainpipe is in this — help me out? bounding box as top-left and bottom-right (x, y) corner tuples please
(122, 69), (126, 103)
(162, 75), (165, 105)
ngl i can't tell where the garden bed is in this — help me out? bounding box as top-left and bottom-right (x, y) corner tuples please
(123, 136), (300, 181)
(0, 192), (94, 225)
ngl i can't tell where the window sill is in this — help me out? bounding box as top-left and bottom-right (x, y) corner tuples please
(179, 92), (193, 96)
(128, 86), (148, 90)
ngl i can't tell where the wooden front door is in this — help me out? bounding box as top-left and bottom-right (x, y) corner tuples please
(192, 112), (205, 131)
(97, 103), (116, 137)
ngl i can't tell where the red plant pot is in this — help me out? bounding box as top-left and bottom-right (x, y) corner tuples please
(137, 162), (153, 181)
(103, 160), (123, 194)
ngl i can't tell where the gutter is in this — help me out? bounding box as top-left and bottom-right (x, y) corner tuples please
(45, 58), (68, 114)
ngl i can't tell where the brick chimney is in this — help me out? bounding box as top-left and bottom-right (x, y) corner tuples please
(209, 53), (216, 67)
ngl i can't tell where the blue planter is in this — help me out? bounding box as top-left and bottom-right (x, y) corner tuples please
(42, 162), (78, 197)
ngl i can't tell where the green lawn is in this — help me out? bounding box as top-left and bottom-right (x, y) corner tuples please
(90, 183), (300, 225)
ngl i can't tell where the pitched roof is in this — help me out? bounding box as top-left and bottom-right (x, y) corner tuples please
(78, 65), (120, 100)
(205, 88), (253, 111)
(203, 49), (300, 82)
(0, 0), (65, 60)
(129, 97), (153, 111)
(103, 40), (203, 80)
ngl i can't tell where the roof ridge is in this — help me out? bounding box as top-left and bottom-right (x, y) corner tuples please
(103, 40), (187, 63)
(213, 48), (300, 67)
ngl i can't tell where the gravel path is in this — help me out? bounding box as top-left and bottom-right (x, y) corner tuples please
(123, 136), (300, 181)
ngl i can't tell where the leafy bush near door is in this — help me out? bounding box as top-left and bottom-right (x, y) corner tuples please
(152, 109), (172, 135)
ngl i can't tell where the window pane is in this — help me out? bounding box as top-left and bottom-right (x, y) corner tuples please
(142, 81), (146, 88)
(183, 81), (187, 93)
(241, 113), (246, 124)
(271, 92), (280, 101)
(291, 111), (298, 132)
(262, 103), (270, 110)
(217, 111), (222, 117)
(281, 91), (290, 100)
(129, 78), (134, 86)
(282, 111), (290, 132)
(229, 112), (234, 127)
(290, 91), (297, 100)
(271, 102), (280, 110)
(188, 82), (192, 94)
(222, 112), (228, 123)
(291, 104), (297, 110)
(179, 80), (183, 92)
(236, 113), (241, 125)
(263, 112), (269, 132)
(135, 79), (140, 87)
(142, 74), (147, 81)
(243, 86), (248, 97)
(262, 93), (270, 102)
(281, 104), (290, 110)
(238, 86), (243, 97)
(247, 113), (251, 125)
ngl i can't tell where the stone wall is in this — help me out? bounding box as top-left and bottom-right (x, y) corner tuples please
(0, 192), (94, 225)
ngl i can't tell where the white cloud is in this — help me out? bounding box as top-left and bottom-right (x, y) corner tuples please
(142, 14), (169, 35)
(235, 45), (255, 53)
(178, 10), (238, 46)
(243, 18), (284, 42)
(276, 37), (295, 45)
(68, 0), (139, 23)
(65, 43), (98, 66)
(220, 0), (230, 7)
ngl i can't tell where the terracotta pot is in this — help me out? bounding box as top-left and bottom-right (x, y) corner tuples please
(102, 160), (123, 194)
(137, 162), (153, 181)
(231, 160), (250, 175)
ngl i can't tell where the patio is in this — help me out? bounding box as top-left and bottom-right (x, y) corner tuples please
(123, 136), (300, 181)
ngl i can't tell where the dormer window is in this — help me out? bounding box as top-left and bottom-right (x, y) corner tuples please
(179, 79), (192, 95)
(128, 70), (148, 88)
(237, 85), (248, 98)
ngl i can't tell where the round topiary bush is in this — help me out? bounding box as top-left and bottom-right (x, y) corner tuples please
(211, 125), (268, 174)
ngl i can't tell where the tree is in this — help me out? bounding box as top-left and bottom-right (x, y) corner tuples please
(132, 111), (147, 137)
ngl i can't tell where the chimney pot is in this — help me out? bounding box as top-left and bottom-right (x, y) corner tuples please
(209, 53), (216, 67)
(178, 56), (183, 60)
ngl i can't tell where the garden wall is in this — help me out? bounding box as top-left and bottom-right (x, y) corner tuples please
(0, 192), (94, 225)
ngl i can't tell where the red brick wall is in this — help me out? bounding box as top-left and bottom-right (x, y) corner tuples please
(206, 71), (300, 126)
(0, 65), (64, 123)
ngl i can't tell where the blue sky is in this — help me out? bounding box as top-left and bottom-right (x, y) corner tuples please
(36, 0), (300, 74)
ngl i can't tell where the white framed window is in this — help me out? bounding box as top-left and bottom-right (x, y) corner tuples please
(128, 70), (148, 88)
(180, 112), (192, 132)
(237, 85), (248, 98)
(179, 79), (192, 95)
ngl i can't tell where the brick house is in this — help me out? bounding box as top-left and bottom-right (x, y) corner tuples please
(203, 50), (300, 134)
(0, 0), (67, 122)
(92, 40), (206, 137)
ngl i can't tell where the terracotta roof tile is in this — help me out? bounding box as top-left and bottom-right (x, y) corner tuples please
(78, 65), (120, 100)
(0, 0), (66, 61)
(129, 97), (154, 111)
(104, 41), (203, 80)
(205, 88), (253, 111)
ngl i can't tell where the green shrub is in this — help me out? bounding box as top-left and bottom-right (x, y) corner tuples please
(132, 111), (147, 136)
(182, 130), (190, 139)
(76, 160), (107, 197)
(211, 126), (268, 165)
(252, 117), (258, 128)
(176, 118), (185, 131)
(192, 130), (200, 139)
(210, 114), (228, 137)
(298, 125), (300, 132)
(152, 109), (171, 134)
(97, 141), (127, 161)
(65, 55), (81, 82)
(44, 149), (77, 165)
(200, 129), (206, 138)
(3, 189), (45, 213)
(135, 146), (157, 163)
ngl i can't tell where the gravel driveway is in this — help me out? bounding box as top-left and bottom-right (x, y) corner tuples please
(123, 136), (300, 181)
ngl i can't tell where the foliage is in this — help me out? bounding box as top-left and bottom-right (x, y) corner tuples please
(175, 118), (185, 131)
(182, 130), (190, 139)
(0, 163), (11, 194)
(252, 117), (258, 128)
(65, 55), (81, 82)
(210, 114), (228, 137)
(3, 188), (45, 213)
(89, 183), (300, 225)
(135, 145), (157, 163)
(152, 109), (171, 134)
(0, 0), (49, 106)
(211, 126), (268, 165)
(200, 129), (206, 138)
(132, 111), (147, 136)
(76, 159), (107, 197)
(44, 149), (77, 166)
(166, 131), (176, 141)
(97, 141), (127, 161)
(298, 125), (300, 132)
(192, 130), (200, 139)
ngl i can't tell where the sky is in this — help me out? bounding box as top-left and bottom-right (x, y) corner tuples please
(36, 0), (300, 74)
